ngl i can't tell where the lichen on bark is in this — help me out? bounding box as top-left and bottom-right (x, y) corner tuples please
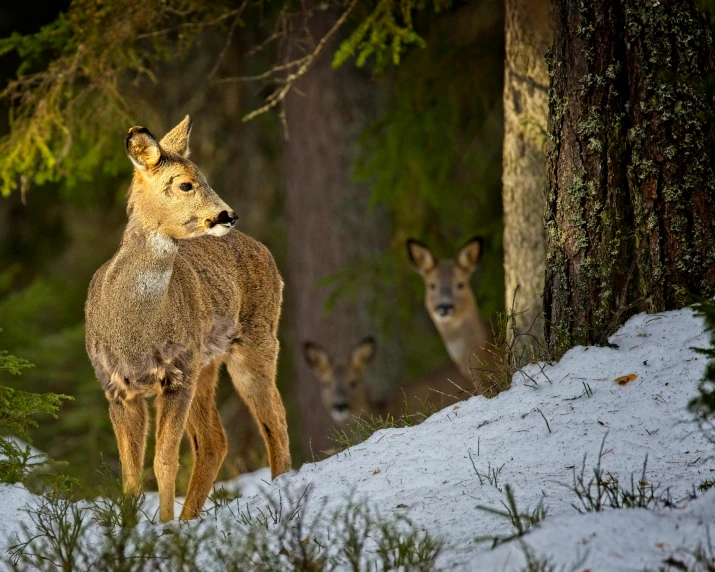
(545, 0), (715, 358)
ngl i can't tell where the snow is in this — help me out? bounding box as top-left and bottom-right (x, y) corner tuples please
(3, 307), (715, 570)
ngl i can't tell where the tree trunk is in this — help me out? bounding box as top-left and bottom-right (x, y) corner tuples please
(282, 5), (398, 458)
(502, 0), (553, 358)
(545, 0), (715, 357)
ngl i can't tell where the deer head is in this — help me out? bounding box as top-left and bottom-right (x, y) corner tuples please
(124, 115), (237, 239)
(302, 337), (376, 424)
(407, 237), (483, 325)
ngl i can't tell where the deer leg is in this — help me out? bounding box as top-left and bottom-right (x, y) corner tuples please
(108, 395), (148, 496)
(226, 335), (291, 479)
(154, 383), (193, 522)
(180, 362), (228, 520)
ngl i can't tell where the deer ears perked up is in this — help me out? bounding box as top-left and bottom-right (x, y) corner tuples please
(159, 114), (193, 158)
(407, 239), (437, 273)
(455, 236), (484, 273)
(303, 341), (332, 379)
(349, 337), (376, 371)
(125, 115), (193, 171)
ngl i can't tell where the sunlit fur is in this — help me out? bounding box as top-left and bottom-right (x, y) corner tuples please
(125, 117), (236, 240)
(407, 237), (496, 390)
(85, 116), (291, 523)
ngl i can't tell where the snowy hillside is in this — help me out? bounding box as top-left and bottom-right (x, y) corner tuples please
(2, 307), (715, 570)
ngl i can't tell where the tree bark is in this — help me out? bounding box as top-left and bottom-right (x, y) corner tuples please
(282, 5), (398, 457)
(545, 0), (715, 356)
(502, 0), (553, 358)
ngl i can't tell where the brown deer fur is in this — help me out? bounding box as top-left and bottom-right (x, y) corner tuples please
(85, 116), (291, 522)
(303, 339), (470, 425)
(407, 237), (496, 395)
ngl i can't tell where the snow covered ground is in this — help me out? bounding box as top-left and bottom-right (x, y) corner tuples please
(2, 307), (715, 570)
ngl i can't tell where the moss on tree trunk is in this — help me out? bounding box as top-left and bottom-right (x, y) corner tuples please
(545, 0), (715, 357)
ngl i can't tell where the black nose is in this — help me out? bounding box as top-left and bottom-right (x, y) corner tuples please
(333, 403), (349, 413)
(435, 304), (455, 317)
(215, 210), (238, 226)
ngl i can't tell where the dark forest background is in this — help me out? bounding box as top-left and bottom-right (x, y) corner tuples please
(0, 0), (505, 489)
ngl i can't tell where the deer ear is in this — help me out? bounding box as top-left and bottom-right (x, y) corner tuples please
(407, 239), (437, 273)
(349, 337), (376, 371)
(159, 114), (193, 158)
(125, 126), (162, 170)
(456, 236), (484, 273)
(303, 341), (332, 379)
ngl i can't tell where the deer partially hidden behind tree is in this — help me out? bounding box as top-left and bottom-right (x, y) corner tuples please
(303, 338), (468, 425)
(407, 237), (497, 395)
(85, 115), (291, 522)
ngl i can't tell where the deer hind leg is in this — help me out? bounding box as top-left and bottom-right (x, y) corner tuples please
(108, 395), (148, 496)
(180, 362), (228, 521)
(226, 335), (291, 479)
(154, 382), (194, 522)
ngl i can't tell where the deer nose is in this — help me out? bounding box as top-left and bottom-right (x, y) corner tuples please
(214, 210), (238, 227)
(333, 403), (349, 413)
(435, 303), (455, 317)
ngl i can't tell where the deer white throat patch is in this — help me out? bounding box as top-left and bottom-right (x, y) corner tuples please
(135, 231), (176, 297)
(148, 230), (178, 255)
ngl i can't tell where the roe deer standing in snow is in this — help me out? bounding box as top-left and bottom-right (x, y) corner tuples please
(407, 237), (496, 395)
(85, 116), (291, 522)
(303, 338), (468, 425)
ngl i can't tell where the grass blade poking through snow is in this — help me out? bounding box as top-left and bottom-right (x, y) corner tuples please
(566, 433), (675, 513)
(475, 484), (548, 548)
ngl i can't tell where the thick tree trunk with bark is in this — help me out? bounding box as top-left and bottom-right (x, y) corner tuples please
(545, 0), (715, 356)
(502, 0), (553, 357)
(282, 6), (397, 457)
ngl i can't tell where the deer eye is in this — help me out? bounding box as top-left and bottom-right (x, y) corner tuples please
(456, 282), (465, 289)
(179, 182), (193, 192)
(429, 283), (437, 290)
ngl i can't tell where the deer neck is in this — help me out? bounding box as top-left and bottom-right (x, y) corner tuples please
(432, 294), (491, 378)
(109, 218), (179, 308)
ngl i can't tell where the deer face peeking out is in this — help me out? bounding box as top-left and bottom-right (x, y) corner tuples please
(304, 336), (472, 425)
(407, 237), (495, 384)
(303, 338), (376, 424)
(85, 116), (291, 522)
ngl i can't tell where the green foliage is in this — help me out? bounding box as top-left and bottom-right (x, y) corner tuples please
(0, 385), (69, 439)
(0, 343), (71, 485)
(333, 0), (452, 70)
(690, 299), (715, 431)
(0, 0), (237, 196)
(0, 350), (33, 376)
(698, 478), (715, 493)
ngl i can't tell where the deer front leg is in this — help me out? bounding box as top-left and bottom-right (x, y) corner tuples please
(154, 383), (193, 522)
(108, 395), (148, 496)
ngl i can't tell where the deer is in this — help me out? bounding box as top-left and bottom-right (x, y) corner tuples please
(85, 115), (291, 522)
(303, 338), (469, 425)
(406, 237), (496, 396)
